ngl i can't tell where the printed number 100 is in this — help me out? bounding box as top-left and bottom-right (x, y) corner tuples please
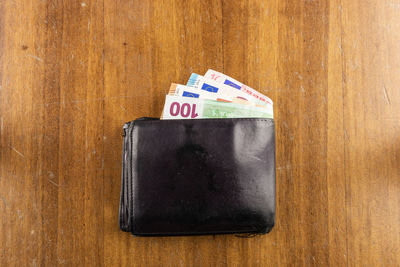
(169, 102), (199, 118)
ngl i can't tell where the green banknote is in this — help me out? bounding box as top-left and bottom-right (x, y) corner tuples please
(161, 95), (273, 120)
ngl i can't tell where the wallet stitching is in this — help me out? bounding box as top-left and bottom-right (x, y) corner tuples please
(129, 121), (137, 232)
(123, 120), (136, 232)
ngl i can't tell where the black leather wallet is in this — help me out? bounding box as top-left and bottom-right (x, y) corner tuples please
(119, 117), (276, 236)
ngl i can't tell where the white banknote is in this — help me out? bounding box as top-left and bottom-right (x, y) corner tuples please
(169, 83), (271, 110)
(204, 69), (273, 106)
(187, 73), (273, 115)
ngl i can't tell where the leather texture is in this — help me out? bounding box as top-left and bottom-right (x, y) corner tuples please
(119, 117), (276, 236)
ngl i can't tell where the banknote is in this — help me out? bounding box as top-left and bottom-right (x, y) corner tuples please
(204, 69), (273, 106)
(186, 73), (250, 100)
(169, 83), (229, 101)
(203, 69), (243, 89)
(186, 73), (203, 88)
(169, 83), (271, 111)
(161, 95), (273, 120)
(187, 72), (273, 109)
(186, 73), (250, 101)
(186, 73), (273, 114)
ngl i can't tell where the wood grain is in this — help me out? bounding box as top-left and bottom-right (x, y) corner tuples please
(1, 0), (399, 266)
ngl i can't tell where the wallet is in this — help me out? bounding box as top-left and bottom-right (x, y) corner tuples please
(119, 117), (276, 236)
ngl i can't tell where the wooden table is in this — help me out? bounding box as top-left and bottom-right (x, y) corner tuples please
(1, 0), (399, 266)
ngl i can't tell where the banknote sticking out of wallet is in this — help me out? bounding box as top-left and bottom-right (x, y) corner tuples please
(119, 69), (276, 236)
